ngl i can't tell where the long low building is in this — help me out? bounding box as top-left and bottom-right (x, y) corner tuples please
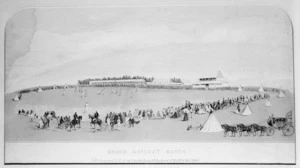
(89, 79), (146, 86)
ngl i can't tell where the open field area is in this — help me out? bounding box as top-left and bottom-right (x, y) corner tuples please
(5, 87), (295, 142)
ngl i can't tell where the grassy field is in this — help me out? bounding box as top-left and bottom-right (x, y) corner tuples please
(5, 87), (295, 142)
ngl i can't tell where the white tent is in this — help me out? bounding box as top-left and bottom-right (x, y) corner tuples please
(38, 87), (43, 93)
(216, 71), (224, 78)
(258, 85), (265, 92)
(53, 85), (57, 89)
(13, 94), (20, 101)
(199, 113), (223, 132)
(240, 104), (253, 116)
(265, 99), (272, 107)
(238, 85), (243, 92)
(278, 90), (286, 98)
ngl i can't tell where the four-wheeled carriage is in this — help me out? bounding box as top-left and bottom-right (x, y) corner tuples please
(267, 111), (294, 136)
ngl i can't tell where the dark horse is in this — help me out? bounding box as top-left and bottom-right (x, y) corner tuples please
(236, 124), (252, 136)
(250, 124), (268, 136)
(221, 124), (237, 137)
(89, 114), (102, 129)
(69, 116), (82, 130)
(128, 117), (140, 128)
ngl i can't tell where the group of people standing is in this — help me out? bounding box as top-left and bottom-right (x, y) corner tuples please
(18, 91), (271, 131)
(183, 93), (270, 114)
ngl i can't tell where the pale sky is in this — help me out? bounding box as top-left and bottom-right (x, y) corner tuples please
(5, 6), (294, 93)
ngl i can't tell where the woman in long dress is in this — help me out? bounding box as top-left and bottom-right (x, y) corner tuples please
(128, 110), (132, 118)
(38, 117), (44, 128)
(115, 117), (121, 131)
(106, 117), (111, 131)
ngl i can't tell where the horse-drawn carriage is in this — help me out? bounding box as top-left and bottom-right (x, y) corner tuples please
(267, 111), (294, 136)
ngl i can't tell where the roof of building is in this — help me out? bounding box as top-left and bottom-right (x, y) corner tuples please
(198, 71), (225, 79)
(194, 80), (224, 85)
(89, 79), (146, 83)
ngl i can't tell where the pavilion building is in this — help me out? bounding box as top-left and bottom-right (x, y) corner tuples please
(192, 71), (229, 89)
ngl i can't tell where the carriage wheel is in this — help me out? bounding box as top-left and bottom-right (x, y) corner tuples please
(266, 127), (275, 136)
(282, 124), (294, 136)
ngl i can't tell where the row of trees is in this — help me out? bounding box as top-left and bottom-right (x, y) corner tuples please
(170, 77), (183, 83)
(78, 75), (155, 85)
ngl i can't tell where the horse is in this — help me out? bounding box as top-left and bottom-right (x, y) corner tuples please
(57, 116), (65, 129)
(88, 114), (102, 129)
(236, 124), (252, 136)
(250, 124), (267, 136)
(221, 124), (237, 137)
(69, 116), (82, 130)
(62, 116), (71, 129)
(249, 124), (260, 136)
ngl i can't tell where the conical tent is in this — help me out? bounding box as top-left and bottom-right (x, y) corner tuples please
(216, 71), (224, 78)
(13, 94), (20, 101)
(265, 99), (272, 107)
(38, 87), (43, 93)
(240, 104), (253, 116)
(258, 85), (264, 92)
(199, 113), (223, 132)
(238, 85), (243, 92)
(278, 90), (286, 98)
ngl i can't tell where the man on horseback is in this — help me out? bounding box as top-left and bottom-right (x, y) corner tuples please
(93, 111), (99, 122)
(95, 111), (99, 118)
(73, 112), (78, 121)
